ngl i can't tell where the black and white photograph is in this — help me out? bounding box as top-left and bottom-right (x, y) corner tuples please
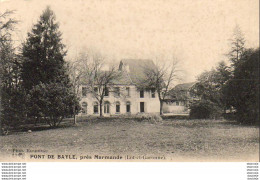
(0, 0), (259, 166)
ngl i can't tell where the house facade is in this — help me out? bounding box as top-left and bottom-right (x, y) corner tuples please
(79, 59), (160, 116)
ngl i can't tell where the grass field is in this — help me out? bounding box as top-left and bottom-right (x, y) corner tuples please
(0, 118), (259, 161)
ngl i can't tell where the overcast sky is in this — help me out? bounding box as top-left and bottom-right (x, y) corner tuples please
(1, 0), (259, 83)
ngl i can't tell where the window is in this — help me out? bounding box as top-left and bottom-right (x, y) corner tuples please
(93, 102), (99, 114)
(116, 102), (120, 113)
(140, 90), (144, 98)
(82, 87), (87, 97)
(104, 101), (110, 114)
(115, 87), (120, 97)
(176, 101), (179, 106)
(104, 87), (109, 97)
(151, 88), (155, 98)
(126, 101), (131, 113)
(126, 87), (130, 97)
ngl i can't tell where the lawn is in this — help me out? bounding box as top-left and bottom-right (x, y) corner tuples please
(0, 118), (259, 161)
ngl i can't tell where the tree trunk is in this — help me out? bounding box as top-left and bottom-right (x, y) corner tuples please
(73, 114), (76, 124)
(99, 102), (103, 117)
(160, 101), (163, 115)
(73, 105), (76, 125)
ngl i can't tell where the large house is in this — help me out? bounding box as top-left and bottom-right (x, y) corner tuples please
(79, 59), (160, 116)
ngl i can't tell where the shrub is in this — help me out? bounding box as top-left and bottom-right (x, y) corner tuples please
(189, 100), (222, 119)
(1, 87), (28, 131)
(136, 113), (163, 124)
(27, 82), (79, 127)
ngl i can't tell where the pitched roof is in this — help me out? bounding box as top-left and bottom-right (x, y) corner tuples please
(110, 70), (133, 85)
(173, 82), (196, 91)
(119, 59), (156, 84)
(164, 82), (196, 101)
(81, 59), (156, 86)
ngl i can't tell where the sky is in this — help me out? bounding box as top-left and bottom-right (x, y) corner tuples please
(0, 0), (259, 83)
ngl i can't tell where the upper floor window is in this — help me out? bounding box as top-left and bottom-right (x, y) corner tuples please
(82, 87), (87, 97)
(115, 87), (120, 97)
(126, 87), (130, 97)
(151, 88), (155, 98)
(104, 87), (109, 97)
(140, 90), (144, 98)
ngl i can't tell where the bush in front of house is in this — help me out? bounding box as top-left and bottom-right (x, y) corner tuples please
(135, 113), (163, 124)
(189, 100), (222, 119)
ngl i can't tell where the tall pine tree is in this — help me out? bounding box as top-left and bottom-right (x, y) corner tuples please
(21, 6), (68, 89)
(21, 6), (79, 127)
(228, 25), (246, 69)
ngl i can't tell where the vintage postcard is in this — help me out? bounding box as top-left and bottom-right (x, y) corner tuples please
(0, 0), (259, 163)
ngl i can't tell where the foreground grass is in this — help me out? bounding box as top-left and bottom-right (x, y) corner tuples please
(0, 119), (259, 161)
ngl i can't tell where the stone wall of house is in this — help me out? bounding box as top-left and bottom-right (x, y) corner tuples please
(79, 85), (160, 116)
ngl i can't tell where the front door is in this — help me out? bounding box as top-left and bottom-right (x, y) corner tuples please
(140, 102), (145, 113)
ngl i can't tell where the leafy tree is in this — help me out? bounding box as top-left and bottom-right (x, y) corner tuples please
(189, 100), (222, 119)
(190, 61), (231, 118)
(0, 10), (24, 134)
(225, 48), (259, 124)
(21, 6), (78, 127)
(27, 82), (79, 127)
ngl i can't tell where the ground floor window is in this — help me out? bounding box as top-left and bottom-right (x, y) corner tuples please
(93, 102), (99, 114)
(116, 102), (120, 113)
(126, 102), (131, 113)
(104, 101), (110, 114)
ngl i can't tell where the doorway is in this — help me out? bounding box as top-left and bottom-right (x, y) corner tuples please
(140, 102), (145, 113)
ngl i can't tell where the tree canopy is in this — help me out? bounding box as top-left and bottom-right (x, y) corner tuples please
(21, 6), (78, 127)
(21, 6), (68, 90)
